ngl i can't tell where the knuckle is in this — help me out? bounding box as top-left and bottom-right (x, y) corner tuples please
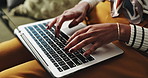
(86, 25), (93, 30)
(88, 31), (95, 34)
(63, 10), (68, 13)
(88, 25), (93, 28)
(61, 15), (66, 19)
(93, 46), (98, 50)
(77, 18), (83, 22)
(83, 40), (89, 45)
(75, 35), (82, 41)
(75, 30), (81, 34)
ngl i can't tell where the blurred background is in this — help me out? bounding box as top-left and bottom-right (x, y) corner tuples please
(0, 0), (80, 42)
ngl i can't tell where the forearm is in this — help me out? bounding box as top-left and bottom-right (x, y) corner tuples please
(126, 25), (148, 53)
(119, 24), (131, 43)
(80, 0), (103, 11)
(119, 23), (148, 55)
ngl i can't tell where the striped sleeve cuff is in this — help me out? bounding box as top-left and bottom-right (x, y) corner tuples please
(126, 24), (148, 54)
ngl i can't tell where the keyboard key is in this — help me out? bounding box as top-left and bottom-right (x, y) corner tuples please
(66, 61), (76, 68)
(53, 45), (59, 50)
(42, 23), (47, 26)
(46, 47), (53, 52)
(46, 53), (52, 58)
(48, 51), (56, 55)
(62, 65), (69, 70)
(56, 50), (64, 54)
(58, 36), (66, 44)
(73, 52), (81, 55)
(57, 67), (63, 72)
(78, 49), (85, 54)
(58, 61), (66, 66)
(28, 26), (34, 30)
(52, 53), (59, 58)
(60, 53), (67, 57)
(62, 56), (70, 62)
(50, 58), (55, 63)
(53, 62), (59, 67)
(67, 53), (75, 59)
(50, 28), (55, 33)
(60, 32), (69, 40)
(38, 24), (46, 30)
(75, 54), (89, 63)
(55, 57), (63, 62)
(72, 58), (82, 65)
(86, 55), (95, 61)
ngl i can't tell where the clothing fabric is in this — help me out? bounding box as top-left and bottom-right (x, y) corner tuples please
(0, 1), (147, 78)
(82, 0), (148, 55)
(126, 24), (148, 55)
(82, 0), (148, 24)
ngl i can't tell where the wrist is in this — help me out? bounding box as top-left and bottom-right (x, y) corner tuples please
(119, 24), (131, 43)
(77, 1), (90, 13)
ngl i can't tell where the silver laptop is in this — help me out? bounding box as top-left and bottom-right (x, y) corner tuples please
(1, 9), (123, 78)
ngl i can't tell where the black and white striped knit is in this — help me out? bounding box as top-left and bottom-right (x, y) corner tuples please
(127, 25), (148, 54)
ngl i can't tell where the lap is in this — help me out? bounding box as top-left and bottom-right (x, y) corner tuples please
(0, 1), (147, 78)
(0, 60), (51, 78)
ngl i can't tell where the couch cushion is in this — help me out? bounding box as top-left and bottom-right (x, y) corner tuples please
(7, 0), (25, 11)
(10, 0), (80, 20)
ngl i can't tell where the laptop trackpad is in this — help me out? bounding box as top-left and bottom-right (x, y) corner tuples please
(61, 21), (86, 36)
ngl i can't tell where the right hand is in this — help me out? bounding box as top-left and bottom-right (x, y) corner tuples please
(47, 2), (90, 37)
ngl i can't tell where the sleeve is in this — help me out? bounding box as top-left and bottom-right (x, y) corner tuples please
(126, 24), (148, 55)
(79, 0), (104, 10)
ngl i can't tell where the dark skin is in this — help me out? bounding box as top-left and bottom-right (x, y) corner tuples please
(47, 2), (131, 56)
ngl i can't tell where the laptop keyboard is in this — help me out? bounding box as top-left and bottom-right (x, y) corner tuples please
(25, 23), (94, 72)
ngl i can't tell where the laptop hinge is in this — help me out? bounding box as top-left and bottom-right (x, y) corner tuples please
(20, 33), (49, 66)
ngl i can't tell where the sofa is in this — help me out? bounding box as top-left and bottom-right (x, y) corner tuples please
(0, 0), (80, 42)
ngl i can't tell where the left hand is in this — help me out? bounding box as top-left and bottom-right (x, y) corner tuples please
(64, 23), (119, 56)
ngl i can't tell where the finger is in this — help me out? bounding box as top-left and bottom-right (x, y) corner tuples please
(56, 12), (78, 27)
(75, 14), (85, 23)
(47, 18), (57, 29)
(83, 42), (101, 56)
(67, 26), (90, 43)
(65, 31), (93, 51)
(69, 14), (84, 28)
(69, 19), (78, 28)
(68, 36), (97, 53)
(55, 13), (78, 36)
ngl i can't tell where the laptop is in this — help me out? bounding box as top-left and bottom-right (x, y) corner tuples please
(1, 8), (123, 78)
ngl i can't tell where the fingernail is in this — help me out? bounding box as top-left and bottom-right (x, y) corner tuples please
(46, 27), (49, 29)
(64, 47), (68, 52)
(69, 49), (75, 53)
(54, 23), (57, 26)
(66, 41), (69, 44)
(83, 53), (89, 56)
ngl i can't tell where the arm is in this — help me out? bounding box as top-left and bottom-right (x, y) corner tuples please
(64, 23), (148, 56)
(126, 25), (148, 54)
(80, 0), (103, 10)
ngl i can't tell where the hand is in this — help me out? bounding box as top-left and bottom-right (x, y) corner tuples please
(47, 2), (90, 37)
(64, 23), (130, 56)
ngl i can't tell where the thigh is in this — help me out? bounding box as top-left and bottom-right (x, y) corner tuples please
(87, 1), (129, 24)
(0, 38), (34, 71)
(87, 1), (148, 27)
(0, 60), (52, 78)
